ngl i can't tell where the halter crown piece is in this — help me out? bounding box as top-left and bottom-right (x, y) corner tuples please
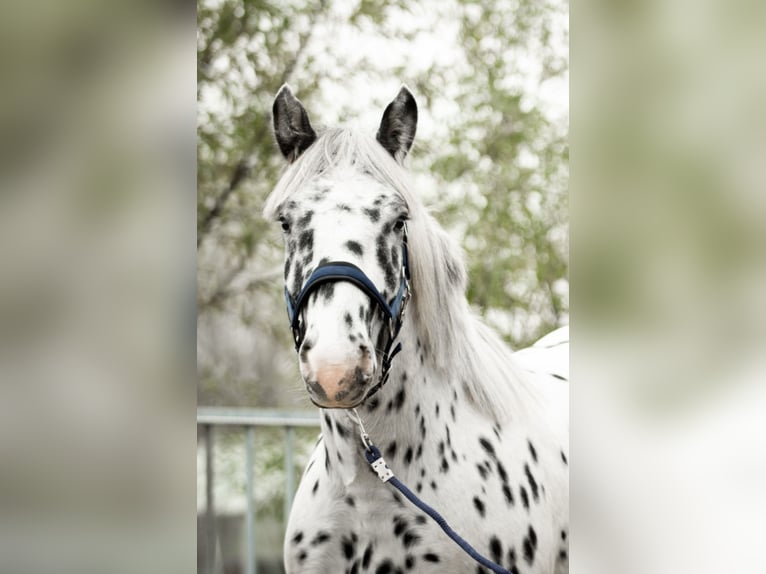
(284, 229), (411, 403)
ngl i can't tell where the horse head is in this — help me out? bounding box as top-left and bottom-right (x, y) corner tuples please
(268, 85), (418, 409)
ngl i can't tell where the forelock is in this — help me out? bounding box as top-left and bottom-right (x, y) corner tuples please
(263, 128), (415, 219)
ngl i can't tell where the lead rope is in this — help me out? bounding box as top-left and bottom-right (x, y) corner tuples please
(348, 409), (513, 574)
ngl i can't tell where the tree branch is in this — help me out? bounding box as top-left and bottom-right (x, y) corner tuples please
(199, 265), (283, 310)
(197, 158), (250, 248)
(197, 1), (327, 249)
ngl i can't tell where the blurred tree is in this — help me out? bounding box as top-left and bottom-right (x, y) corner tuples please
(197, 0), (568, 407)
(430, 0), (569, 346)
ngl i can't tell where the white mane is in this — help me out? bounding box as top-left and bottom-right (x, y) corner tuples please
(264, 128), (542, 422)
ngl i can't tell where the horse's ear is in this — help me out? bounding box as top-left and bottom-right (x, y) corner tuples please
(272, 85), (317, 163)
(376, 86), (418, 162)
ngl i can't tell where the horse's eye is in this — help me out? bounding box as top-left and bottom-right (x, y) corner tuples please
(393, 218), (406, 232)
(280, 219), (290, 233)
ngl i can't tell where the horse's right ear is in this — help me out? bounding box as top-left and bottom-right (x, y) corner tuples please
(272, 85), (317, 163)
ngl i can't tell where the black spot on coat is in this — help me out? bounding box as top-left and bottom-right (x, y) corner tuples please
(341, 534), (356, 560)
(362, 543), (374, 569)
(503, 484), (514, 505)
(473, 496), (486, 517)
(522, 525), (538, 565)
(311, 531), (331, 546)
(528, 440), (538, 463)
(298, 229), (314, 252)
(346, 240), (364, 256)
(524, 463), (540, 501)
(479, 437), (496, 458)
(489, 536), (502, 564)
(363, 207), (381, 222)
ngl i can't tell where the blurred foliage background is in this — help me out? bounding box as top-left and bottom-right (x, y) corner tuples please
(197, 0), (569, 409)
(2, 0), (763, 571)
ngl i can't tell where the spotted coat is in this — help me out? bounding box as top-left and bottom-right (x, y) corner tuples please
(284, 327), (569, 574)
(267, 86), (569, 574)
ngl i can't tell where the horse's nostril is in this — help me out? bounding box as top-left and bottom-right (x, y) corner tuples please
(358, 344), (370, 356)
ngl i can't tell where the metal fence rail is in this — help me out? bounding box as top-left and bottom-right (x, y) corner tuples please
(198, 408), (320, 574)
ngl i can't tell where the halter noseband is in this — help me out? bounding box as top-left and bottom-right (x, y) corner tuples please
(284, 232), (411, 403)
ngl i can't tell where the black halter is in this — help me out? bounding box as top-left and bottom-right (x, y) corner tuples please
(284, 232), (411, 402)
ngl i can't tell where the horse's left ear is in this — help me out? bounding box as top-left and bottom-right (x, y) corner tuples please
(377, 86), (418, 162)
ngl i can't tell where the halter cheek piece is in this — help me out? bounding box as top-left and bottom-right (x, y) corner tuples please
(284, 231), (411, 403)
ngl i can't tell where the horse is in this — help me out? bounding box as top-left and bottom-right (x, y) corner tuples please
(263, 84), (569, 574)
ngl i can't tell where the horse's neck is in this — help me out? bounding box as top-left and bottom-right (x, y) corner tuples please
(320, 322), (465, 486)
